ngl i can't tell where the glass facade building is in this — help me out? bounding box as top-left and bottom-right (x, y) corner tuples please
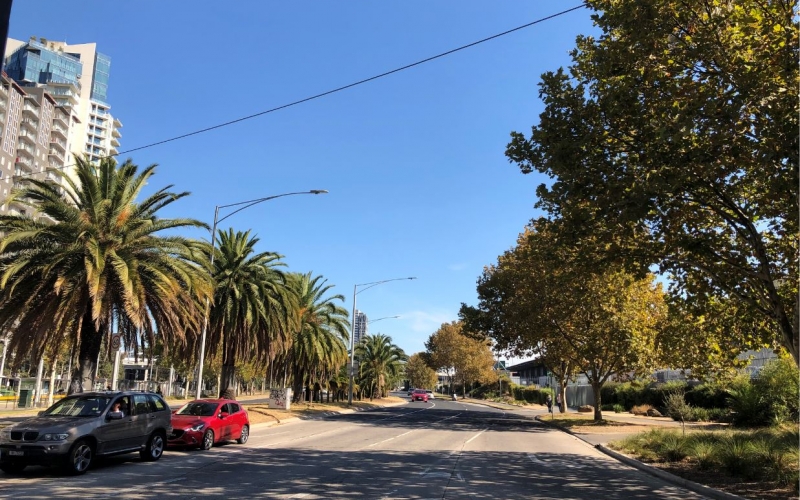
(5, 40), (83, 89)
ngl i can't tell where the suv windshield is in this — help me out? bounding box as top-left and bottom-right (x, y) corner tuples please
(176, 402), (218, 417)
(43, 395), (111, 417)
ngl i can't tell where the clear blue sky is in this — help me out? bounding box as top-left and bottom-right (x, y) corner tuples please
(8, 1), (595, 359)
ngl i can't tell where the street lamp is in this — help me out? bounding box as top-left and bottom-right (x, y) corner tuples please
(195, 189), (328, 399)
(348, 278), (415, 405)
(367, 316), (400, 325)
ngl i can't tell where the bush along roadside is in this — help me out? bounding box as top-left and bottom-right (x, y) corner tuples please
(608, 426), (800, 494)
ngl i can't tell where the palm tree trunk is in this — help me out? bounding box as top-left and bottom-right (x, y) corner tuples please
(220, 334), (237, 399)
(69, 308), (104, 394)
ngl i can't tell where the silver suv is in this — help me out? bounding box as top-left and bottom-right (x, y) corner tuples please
(0, 391), (172, 475)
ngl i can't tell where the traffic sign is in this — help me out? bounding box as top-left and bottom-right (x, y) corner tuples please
(110, 334), (121, 351)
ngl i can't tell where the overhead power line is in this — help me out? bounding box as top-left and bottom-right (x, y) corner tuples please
(19, 4), (585, 180)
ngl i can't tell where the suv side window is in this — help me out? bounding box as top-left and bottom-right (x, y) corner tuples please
(148, 394), (167, 412)
(133, 394), (151, 415)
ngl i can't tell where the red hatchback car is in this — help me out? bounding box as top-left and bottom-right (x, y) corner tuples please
(168, 399), (249, 450)
(410, 389), (429, 402)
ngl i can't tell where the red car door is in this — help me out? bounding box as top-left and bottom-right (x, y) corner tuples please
(228, 402), (245, 439)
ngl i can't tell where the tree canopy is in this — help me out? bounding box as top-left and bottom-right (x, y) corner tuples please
(506, 0), (799, 363)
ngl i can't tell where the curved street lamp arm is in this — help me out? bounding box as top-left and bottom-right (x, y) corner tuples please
(356, 277), (416, 295)
(216, 190), (328, 226)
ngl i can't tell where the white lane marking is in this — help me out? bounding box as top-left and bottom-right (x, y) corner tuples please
(464, 428), (487, 445)
(359, 430), (414, 450)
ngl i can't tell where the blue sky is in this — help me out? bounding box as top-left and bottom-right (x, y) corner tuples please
(8, 1), (596, 359)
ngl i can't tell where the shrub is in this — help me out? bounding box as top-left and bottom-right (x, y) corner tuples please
(658, 433), (689, 462)
(664, 392), (694, 423)
(727, 376), (770, 427)
(601, 403), (616, 411)
(691, 407), (710, 422)
(706, 408), (730, 422)
(688, 441), (717, 470)
(718, 435), (756, 475)
(685, 383), (728, 409)
(613, 404), (625, 413)
(753, 356), (800, 424)
(631, 404), (653, 416)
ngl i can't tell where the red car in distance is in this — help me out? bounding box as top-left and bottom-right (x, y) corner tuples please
(410, 389), (429, 403)
(168, 399), (249, 450)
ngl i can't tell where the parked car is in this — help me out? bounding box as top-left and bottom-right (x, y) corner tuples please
(425, 390), (436, 400)
(407, 388), (414, 396)
(410, 389), (429, 403)
(168, 399), (249, 450)
(0, 391), (171, 475)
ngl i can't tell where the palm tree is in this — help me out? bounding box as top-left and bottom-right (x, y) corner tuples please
(285, 272), (349, 403)
(205, 229), (295, 399)
(356, 334), (406, 400)
(0, 157), (212, 393)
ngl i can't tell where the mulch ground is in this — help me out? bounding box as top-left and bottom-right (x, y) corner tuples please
(642, 459), (797, 500)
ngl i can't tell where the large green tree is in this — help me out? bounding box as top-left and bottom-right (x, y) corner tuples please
(356, 333), (406, 399)
(464, 219), (666, 420)
(206, 229), (294, 399)
(405, 353), (438, 390)
(425, 321), (498, 397)
(0, 157), (211, 393)
(285, 272), (349, 403)
(506, 0), (799, 363)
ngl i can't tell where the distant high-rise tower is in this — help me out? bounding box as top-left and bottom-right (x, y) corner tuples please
(5, 37), (122, 172)
(353, 310), (368, 346)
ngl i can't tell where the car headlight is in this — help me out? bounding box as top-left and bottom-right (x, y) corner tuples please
(41, 433), (69, 441)
(190, 423), (205, 432)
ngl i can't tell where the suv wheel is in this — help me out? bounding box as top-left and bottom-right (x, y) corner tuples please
(201, 429), (214, 450)
(0, 462), (26, 474)
(140, 431), (165, 461)
(64, 439), (93, 475)
(237, 425), (249, 444)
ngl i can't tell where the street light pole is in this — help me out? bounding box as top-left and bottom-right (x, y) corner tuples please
(195, 190), (328, 399)
(348, 278), (415, 405)
(367, 316), (400, 325)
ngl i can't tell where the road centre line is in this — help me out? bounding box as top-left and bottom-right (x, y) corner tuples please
(359, 430), (414, 450)
(464, 428), (488, 445)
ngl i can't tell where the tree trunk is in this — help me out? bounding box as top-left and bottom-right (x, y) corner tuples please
(591, 382), (603, 421)
(290, 370), (304, 403)
(69, 309), (103, 394)
(558, 381), (568, 413)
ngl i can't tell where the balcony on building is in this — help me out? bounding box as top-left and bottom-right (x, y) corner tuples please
(14, 155), (32, 169)
(22, 99), (39, 118)
(17, 129), (36, 145)
(50, 137), (67, 153)
(51, 121), (68, 140)
(20, 117), (38, 133)
(112, 127), (121, 139)
(45, 171), (62, 183)
(48, 146), (65, 161)
(113, 117), (122, 129)
(53, 108), (69, 127)
(110, 137), (120, 148)
(109, 145), (118, 156)
(14, 163), (33, 177)
(17, 142), (35, 159)
(0, 97), (7, 110)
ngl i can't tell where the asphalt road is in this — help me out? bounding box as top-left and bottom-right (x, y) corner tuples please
(0, 396), (708, 499)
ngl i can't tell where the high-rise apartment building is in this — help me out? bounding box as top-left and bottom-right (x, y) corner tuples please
(0, 73), (71, 216)
(5, 37), (122, 171)
(353, 310), (368, 346)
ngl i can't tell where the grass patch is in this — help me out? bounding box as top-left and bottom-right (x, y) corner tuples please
(608, 425), (800, 492)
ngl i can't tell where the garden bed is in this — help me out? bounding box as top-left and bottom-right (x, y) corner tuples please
(607, 425), (799, 500)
